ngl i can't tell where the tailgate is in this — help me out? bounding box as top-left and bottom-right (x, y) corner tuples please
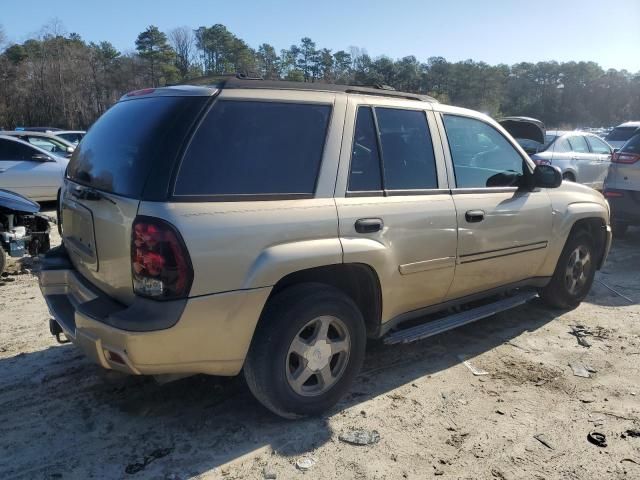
(62, 181), (139, 304)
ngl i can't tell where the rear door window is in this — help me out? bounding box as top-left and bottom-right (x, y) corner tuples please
(174, 101), (331, 197)
(587, 136), (612, 154)
(568, 136), (590, 153)
(376, 108), (438, 190)
(0, 139), (36, 161)
(349, 107), (383, 192)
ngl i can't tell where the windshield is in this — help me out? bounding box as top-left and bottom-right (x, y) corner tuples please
(26, 137), (70, 156)
(606, 127), (638, 142)
(67, 95), (206, 197)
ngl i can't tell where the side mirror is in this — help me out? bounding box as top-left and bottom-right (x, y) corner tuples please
(32, 153), (53, 162)
(533, 164), (562, 189)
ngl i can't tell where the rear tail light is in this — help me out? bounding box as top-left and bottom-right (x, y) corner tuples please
(612, 152), (640, 164)
(131, 216), (193, 300)
(603, 190), (624, 198)
(532, 158), (551, 166)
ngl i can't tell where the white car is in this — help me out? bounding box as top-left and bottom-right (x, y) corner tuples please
(605, 121), (640, 150)
(52, 130), (86, 144)
(0, 135), (69, 201)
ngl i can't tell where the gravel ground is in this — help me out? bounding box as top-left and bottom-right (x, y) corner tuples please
(0, 211), (639, 480)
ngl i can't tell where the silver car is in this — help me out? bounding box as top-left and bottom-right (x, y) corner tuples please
(2, 131), (76, 158)
(0, 135), (69, 201)
(530, 130), (613, 190)
(604, 132), (640, 236)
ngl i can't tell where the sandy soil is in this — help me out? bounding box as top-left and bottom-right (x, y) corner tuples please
(1, 211), (639, 480)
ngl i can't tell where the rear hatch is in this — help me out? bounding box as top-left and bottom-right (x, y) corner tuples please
(498, 116), (546, 154)
(62, 90), (210, 304)
(606, 133), (640, 192)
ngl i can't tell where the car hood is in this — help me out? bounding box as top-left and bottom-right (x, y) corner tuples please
(499, 117), (546, 144)
(0, 189), (41, 214)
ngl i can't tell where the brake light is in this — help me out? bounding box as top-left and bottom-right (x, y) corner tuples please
(612, 152), (640, 164)
(533, 158), (551, 166)
(603, 190), (624, 198)
(131, 216), (193, 300)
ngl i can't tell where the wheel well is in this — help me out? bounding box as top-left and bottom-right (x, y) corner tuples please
(562, 171), (576, 181)
(267, 264), (383, 338)
(569, 217), (607, 269)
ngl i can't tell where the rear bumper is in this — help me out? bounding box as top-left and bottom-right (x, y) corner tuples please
(39, 247), (271, 376)
(605, 189), (640, 224)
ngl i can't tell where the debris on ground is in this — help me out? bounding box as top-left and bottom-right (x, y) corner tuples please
(587, 432), (607, 448)
(595, 279), (634, 304)
(569, 362), (591, 378)
(569, 325), (592, 347)
(124, 447), (173, 474)
(295, 456), (317, 471)
(625, 429), (640, 438)
(533, 433), (554, 450)
(338, 429), (381, 446)
(458, 355), (489, 376)
(263, 467), (277, 479)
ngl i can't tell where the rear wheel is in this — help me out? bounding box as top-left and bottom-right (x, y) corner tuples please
(541, 232), (596, 309)
(562, 172), (575, 182)
(244, 284), (366, 419)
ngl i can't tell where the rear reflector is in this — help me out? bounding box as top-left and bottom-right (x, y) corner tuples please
(612, 152), (640, 164)
(131, 216), (193, 300)
(603, 190), (624, 198)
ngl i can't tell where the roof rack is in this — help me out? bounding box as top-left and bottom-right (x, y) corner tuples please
(177, 75), (437, 103)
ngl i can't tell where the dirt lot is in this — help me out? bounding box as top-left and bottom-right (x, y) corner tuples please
(1, 211), (639, 480)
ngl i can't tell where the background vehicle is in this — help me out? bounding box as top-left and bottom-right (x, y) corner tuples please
(605, 122), (640, 149)
(498, 116), (545, 155)
(604, 132), (640, 236)
(0, 135), (69, 201)
(0, 188), (50, 275)
(530, 130), (612, 189)
(40, 80), (610, 419)
(2, 131), (75, 158)
(14, 127), (62, 133)
(53, 130), (86, 144)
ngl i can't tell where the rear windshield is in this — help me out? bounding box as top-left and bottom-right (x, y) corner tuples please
(621, 134), (640, 154)
(67, 96), (206, 197)
(606, 127), (639, 142)
(174, 100), (331, 197)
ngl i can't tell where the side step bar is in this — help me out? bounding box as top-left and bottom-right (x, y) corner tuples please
(384, 291), (538, 345)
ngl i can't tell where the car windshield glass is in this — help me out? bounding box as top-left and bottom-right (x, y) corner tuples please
(67, 96), (206, 197)
(606, 127), (638, 142)
(541, 135), (558, 151)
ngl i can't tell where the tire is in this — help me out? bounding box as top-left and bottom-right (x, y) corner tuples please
(244, 283), (366, 419)
(612, 222), (628, 238)
(0, 247), (6, 276)
(541, 231), (596, 309)
(562, 172), (575, 182)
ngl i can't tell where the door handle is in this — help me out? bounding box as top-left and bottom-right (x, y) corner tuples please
(355, 218), (383, 234)
(465, 210), (485, 223)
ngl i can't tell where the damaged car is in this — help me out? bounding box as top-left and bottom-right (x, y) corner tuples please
(0, 189), (51, 275)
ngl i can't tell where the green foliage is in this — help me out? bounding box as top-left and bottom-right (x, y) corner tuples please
(0, 21), (638, 130)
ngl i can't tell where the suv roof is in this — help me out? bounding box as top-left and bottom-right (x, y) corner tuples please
(123, 77), (438, 103)
(615, 121), (640, 128)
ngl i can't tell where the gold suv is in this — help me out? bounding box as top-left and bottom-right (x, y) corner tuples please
(40, 78), (611, 418)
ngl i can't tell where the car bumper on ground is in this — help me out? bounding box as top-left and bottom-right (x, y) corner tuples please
(605, 189), (640, 225)
(39, 247), (271, 377)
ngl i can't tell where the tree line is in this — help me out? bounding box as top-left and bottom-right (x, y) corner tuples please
(0, 22), (638, 130)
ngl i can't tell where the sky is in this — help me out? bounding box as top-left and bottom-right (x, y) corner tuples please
(2, 0), (639, 72)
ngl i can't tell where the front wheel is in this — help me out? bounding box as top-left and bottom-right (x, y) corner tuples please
(541, 232), (596, 309)
(244, 284), (366, 419)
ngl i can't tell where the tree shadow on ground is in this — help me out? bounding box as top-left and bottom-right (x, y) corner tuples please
(0, 296), (562, 479)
